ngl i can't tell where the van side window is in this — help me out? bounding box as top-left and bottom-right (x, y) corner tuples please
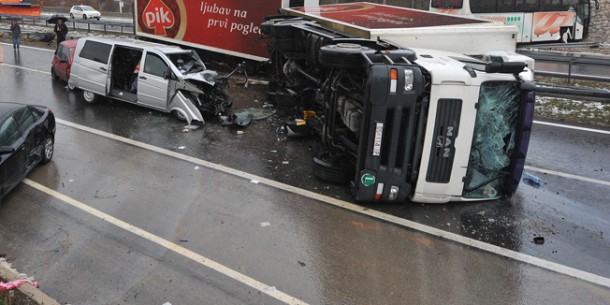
(79, 41), (112, 64)
(143, 53), (168, 78)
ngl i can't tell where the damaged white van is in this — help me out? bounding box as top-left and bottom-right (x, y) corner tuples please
(68, 37), (231, 124)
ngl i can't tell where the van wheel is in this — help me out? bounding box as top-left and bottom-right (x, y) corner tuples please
(319, 43), (371, 69)
(312, 151), (354, 184)
(82, 90), (98, 104)
(51, 68), (58, 80)
(173, 110), (187, 121)
(67, 80), (75, 91)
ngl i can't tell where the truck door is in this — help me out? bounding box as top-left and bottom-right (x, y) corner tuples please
(137, 52), (170, 111)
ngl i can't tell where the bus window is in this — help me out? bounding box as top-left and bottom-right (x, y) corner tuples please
(497, 0), (516, 12)
(471, 0), (495, 13)
(523, 0), (539, 12)
(470, 0), (494, 14)
(541, 0), (562, 10)
(431, 0), (463, 9)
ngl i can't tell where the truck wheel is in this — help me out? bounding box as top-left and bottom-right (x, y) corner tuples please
(82, 90), (98, 104)
(319, 43), (371, 69)
(312, 151), (354, 184)
(272, 38), (295, 52)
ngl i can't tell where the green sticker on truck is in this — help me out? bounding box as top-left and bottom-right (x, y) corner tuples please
(361, 173), (376, 187)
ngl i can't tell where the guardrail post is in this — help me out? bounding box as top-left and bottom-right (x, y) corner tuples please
(568, 58), (574, 84)
(88, 22), (91, 33)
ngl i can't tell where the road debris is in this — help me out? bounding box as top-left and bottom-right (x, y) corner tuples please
(260, 222), (271, 227)
(533, 236), (545, 245)
(522, 172), (542, 187)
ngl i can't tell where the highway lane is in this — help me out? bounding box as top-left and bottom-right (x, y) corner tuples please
(0, 43), (609, 303)
(1, 120), (608, 304)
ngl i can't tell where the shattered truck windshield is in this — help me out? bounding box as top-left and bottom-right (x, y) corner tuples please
(463, 81), (521, 199)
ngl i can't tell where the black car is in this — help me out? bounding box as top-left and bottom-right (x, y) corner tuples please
(0, 103), (55, 201)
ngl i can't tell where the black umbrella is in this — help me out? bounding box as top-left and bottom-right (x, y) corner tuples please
(47, 14), (68, 24)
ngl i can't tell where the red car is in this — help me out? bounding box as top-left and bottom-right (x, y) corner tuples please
(51, 39), (78, 90)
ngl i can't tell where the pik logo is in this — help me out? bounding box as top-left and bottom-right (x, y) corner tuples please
(143, 0), (176, 36)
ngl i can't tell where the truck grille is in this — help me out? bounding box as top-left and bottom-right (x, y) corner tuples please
(426, 99), (462, 183)
(379, 107), (415, 170)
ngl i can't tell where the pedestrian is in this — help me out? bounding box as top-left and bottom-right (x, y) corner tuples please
(10, 19), (21, 52)
(54, 18), (68, 46)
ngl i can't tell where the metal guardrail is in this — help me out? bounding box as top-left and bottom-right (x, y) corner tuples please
(0, 14), (134, 35)
(519, 49), (610, 83)
(536, 83), (610, 102)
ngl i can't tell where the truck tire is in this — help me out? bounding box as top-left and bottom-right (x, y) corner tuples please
(271, 38), (295, 52)
(319, 43), (371, 69)
(312, 151), (354, 184)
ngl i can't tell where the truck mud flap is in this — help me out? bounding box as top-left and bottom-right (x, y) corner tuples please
(170, 91), (205, 125)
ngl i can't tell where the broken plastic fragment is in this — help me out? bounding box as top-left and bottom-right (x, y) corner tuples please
(220, 113), (253, 127)
(522, 172), (542, 186)
(178, 146), (186, 150)
(234, 108), (276, 120)
(250, 179), (260, 184)
(533, 236), (545, 245)
(260, 222), (271, 227)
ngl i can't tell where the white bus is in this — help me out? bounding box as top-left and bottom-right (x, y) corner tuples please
(429, 0), (591, 43)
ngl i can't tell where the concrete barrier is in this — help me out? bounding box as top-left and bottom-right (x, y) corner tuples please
(0, 260), (60, 305)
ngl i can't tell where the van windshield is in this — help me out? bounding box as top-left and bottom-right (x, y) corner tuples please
(168, 51), (206, 75)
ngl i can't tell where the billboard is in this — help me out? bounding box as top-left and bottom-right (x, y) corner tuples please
(135, 0), (285, 60)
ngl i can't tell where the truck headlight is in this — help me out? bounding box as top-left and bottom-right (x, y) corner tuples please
(404, 69), (414, 92)
(389, 185), (399, 201)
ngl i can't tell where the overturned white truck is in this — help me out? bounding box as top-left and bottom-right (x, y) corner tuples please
(262, 3), (536, 203)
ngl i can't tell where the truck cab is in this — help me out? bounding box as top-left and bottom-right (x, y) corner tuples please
(263, 17), (535, 203)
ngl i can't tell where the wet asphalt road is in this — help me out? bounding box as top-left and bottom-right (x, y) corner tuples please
(0, 43), (609, 304)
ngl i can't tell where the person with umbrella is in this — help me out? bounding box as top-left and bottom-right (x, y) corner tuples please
(51, 15), (69, 46)
(9, 18), (21, 51)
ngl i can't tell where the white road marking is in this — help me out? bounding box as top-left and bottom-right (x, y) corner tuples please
(534, 120), (610, 135)
(0, 42), (54, 53)
(52, 118), (610, 289)
(526, 165), (610, 188)
(22, 179), (309, 305)
(0, 62), (50, 75)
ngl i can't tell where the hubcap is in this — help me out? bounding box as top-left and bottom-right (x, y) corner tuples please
(45, 138), (53, 159)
